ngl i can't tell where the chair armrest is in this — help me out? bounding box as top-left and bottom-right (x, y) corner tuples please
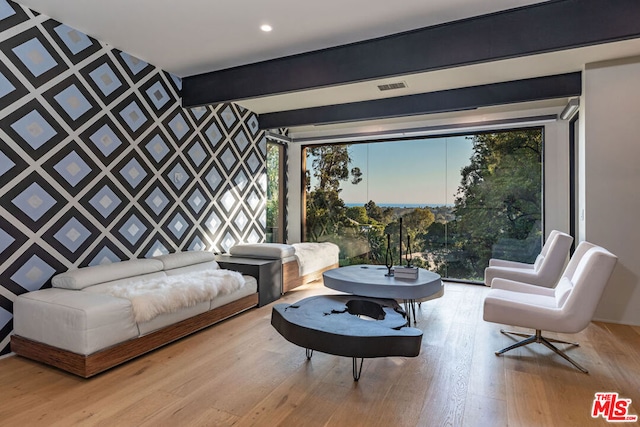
(490, 278), (556, 297)
(484, 264), (557, 288)
(488, 259), (534, 269)
(483, 289), (567, 332)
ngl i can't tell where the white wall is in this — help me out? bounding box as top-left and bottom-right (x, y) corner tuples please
(544, 121), (571, 238)
(286, 142), (303, 243)
(583, 56), (640, 325)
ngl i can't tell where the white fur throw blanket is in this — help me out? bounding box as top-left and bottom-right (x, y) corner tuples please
(100, 270), (245, 323)
(292, 242), (339, 276)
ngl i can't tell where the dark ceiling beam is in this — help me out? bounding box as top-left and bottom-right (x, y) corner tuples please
(182, 0), (640, 107)
(257, 73), (582, 129)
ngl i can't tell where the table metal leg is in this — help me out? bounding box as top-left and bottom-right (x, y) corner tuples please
(306, 348), (313, 359)
(410, 299), (417, 324)
(352, 357), (364, 381)
(403, 299), (418, 325)
(403, 300), (411, 325)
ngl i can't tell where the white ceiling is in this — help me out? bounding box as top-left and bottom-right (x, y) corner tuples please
(17, 0), (547, 77)
(15, 0), (640, 132)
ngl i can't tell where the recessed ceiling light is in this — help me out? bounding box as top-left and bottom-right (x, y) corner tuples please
(260, 24), (273, 32)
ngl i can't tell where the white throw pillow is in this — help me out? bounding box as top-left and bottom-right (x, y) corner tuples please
(52, 258), (164, 290)
(154, 251), (217, 270)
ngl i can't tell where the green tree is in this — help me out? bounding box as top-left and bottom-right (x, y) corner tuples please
(346, 206), (368, 224)
(364, 200), (383, 221)
(266, 143), (280, 241)
(403, 207), (435, 235)
(450, 129), (542, 279)
(365, 225), (386, 264)
(306, 189), (348, 241)
(305, 145), (362, 243)
(307, 145), (362, 191)
(422, 221), (446, 250)
(364, 200), (393, 224)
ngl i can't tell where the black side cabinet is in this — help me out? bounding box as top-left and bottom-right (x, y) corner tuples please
(215, 255), (281, 307)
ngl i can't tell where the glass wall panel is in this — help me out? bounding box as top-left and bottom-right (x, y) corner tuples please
(303, 128), (543, 282)
(266, 141), (285, 243)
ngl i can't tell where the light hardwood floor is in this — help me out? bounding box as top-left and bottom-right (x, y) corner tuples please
(1, 282), (639, 426)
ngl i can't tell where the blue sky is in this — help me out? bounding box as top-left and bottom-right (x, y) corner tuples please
(309, 136), (475, 206)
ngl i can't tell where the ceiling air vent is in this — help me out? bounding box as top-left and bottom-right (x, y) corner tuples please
(377, 81), (407, 91)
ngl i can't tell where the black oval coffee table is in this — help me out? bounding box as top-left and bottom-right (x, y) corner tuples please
(271, 294), (423, 380)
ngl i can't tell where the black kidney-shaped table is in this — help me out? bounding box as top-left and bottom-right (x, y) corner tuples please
(271, 294), (423, 380)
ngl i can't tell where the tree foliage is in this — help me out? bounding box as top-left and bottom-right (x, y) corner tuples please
(403, 207), (435, 236)
(365, 200), (393, 224)
(346, 206), (368, 224)
(450, 129), (542, 279)
(303, 130), (543, 279)
(305, 145), (362, 241)
(266, 143), (280, 232)
(307, 145), (361, 192)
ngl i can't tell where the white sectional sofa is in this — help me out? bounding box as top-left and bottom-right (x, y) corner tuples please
(229, 242), (340, 293)
(11, 251), (258, 377)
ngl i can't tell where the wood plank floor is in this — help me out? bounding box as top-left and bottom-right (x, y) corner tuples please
(1, 282), (638, 426)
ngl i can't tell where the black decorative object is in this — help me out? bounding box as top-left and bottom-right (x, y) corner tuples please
(385, 233), (393, 277)
(406, 235), (412, 267)
(399, 217), (403, 267)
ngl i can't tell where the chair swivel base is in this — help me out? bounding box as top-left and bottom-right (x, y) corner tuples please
(495, 329), (588, 373)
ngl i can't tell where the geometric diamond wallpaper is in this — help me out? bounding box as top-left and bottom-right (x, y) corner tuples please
(0, 0), (266, 356)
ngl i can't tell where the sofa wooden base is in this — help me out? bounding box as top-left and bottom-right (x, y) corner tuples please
(282, 261), (339, 293)
(10, 293), (258, 378)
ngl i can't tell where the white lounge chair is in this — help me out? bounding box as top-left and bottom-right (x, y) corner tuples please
(484, 230), (573, 288)
(483, 241), (617, 373)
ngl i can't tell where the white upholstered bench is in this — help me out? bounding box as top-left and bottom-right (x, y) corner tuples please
(229, 242), (340, 293)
